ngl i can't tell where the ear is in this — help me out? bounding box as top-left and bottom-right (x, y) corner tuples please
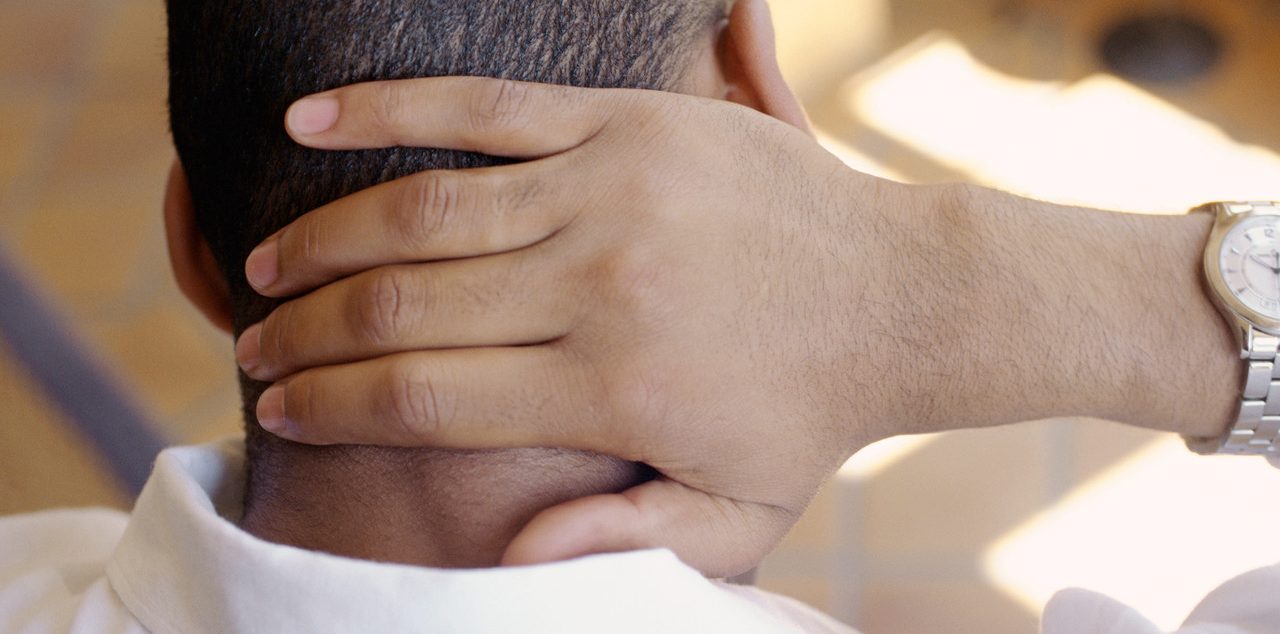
(163, 158), (234, 335)
(719, 0), (813, 135)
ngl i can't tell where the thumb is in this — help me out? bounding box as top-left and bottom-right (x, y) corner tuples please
(500, 478), (795, 579)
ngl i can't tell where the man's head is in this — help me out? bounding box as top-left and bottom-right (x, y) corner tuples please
(164, 0), (806, 565)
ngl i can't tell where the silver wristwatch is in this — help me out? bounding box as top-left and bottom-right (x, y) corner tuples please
(1191, 201), (1280, 459)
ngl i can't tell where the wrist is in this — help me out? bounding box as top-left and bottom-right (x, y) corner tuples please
(902, 184), (1239, 437)
(1142, 211), (1241, 438)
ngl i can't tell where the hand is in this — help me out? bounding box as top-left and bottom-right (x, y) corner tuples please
(235, 77), (920, 576)
(235, 77), (1241, 576)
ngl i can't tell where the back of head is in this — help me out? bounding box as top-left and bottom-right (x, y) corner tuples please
(168, 0), (725, 333)
(166, 0), (727, 564)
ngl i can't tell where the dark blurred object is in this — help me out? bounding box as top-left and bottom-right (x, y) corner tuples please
(1100, 12), (1224, 83)
(0, 243), (166, 495)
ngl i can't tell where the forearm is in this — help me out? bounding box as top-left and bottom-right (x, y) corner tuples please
(888, 183), (1241, 438)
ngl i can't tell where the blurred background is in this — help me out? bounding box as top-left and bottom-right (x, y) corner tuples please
(3, 0), (1280, 631)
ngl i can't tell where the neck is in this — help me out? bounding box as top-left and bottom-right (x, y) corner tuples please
(238, 439), (648, 568)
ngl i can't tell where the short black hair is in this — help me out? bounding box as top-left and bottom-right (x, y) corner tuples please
(166, 0), (727, 500)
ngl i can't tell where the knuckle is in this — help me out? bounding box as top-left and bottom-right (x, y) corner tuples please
(595, 245), (667, 312)
(496, 174), (543, 218)
(385, 361), (451, 441)
(482, 175), (544, 249)
(284, 376), (316, 429)
(297, 217), (327, 264)
(623, 92), (667, 129)
(394, 172), (460, 250)
(264, 303), (298, 364)
(617, 92), (678, 144)
(600, 366), (672, 435)
(469, 79), (532, 135)
(370, 83), (410, 137)
(356, 269), (418, 346)
(608, 166), (679, 232)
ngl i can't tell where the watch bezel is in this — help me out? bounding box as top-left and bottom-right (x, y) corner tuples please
(1203, 202), (1280, 334)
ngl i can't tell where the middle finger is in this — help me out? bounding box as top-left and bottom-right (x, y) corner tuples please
(237, 249), (579, 381)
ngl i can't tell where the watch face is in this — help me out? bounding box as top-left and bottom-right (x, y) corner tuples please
(1220, 215), (1280, 320)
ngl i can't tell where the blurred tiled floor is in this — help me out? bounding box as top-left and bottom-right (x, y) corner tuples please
(4, 1), (1280, 633)
(0, 0), (242, 515)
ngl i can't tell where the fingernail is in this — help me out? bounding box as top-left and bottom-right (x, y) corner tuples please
(235, 323), (263, 375)
(287, 95), (340, 135)
(257, 385), (293, 437)
(245, 238), (280, 290)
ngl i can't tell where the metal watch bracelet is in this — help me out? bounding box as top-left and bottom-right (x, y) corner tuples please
(1189, 200), (1280, 459)
(1215, 327), (1280, 455)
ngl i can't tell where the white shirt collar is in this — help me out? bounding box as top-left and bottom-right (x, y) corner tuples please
(105, 439), (812, 634)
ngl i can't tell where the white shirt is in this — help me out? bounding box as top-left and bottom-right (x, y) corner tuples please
(0, 439), (1276, 634)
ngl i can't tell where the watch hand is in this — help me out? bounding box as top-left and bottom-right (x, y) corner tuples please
(1248, 253), (1280, 274)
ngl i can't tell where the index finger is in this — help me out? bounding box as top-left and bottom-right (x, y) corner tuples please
(285, 77), (631, 157)
(245, 160), (580, 296)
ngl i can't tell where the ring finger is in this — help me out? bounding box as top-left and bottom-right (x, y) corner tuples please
(237, 249), (580, 381)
